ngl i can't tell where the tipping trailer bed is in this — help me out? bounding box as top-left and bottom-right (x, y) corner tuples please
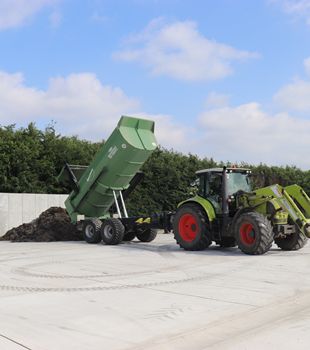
(58, 116), (172, 245)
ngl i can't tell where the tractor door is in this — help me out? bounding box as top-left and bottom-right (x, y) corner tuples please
(198, 172), (222, 214)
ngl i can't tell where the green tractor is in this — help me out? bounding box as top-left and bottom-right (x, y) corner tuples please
(173, 167), (310, 255)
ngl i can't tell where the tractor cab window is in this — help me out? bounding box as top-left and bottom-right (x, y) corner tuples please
(206, 173), (222, 198)
(199, 172), (222, 213)
(197, 176), (205, 197)
(227, 172), (252, 195)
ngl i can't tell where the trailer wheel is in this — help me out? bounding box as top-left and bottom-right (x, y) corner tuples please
(136, 228), (158, 242)
(83, 219), (102, 244)
(173, 204), (212, 251)
(235, 212), (273, 255)
(275, 230), (307, 251)
(123, 231), (136, 241)
(101, 218), (125, 245)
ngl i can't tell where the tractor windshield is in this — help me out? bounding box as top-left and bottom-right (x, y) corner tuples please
(227, 172), (252, 195)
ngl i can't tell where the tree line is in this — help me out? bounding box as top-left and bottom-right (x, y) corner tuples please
(1, 123), (309, 215)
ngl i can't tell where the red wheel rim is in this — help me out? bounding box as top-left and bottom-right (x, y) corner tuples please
(179, 214), (198, 242)
(239, 222), (255, 245)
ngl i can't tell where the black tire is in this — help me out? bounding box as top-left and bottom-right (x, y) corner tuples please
(123, 231), (136, 241)
(234, 211), (273, 255)
(136, 228), (158, 242)
(275, 230), (307, 251)
(101, 218), (125, 245)
(219, 237), (236, 248)
(82, 218), (102, 244)
(173, 204), (212, 251)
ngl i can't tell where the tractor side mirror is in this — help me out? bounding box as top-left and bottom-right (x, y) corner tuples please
(190, 179), (199, 188)
(189, 178), (199, 196)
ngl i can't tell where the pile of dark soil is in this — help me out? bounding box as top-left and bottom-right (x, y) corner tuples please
(0, 207), (82, 242)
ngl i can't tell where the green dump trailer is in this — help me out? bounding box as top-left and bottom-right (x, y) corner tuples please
(59, 116), (172, 245)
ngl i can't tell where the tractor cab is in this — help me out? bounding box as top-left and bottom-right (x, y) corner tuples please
(195, 167), (252, 214)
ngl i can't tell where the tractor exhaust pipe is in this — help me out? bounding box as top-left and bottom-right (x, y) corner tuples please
(221, 167), (229, 234)
(222, 167), (229, 216)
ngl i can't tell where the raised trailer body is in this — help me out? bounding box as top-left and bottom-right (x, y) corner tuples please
(59, 116), (172, 245)
(63, 116), (157, 223)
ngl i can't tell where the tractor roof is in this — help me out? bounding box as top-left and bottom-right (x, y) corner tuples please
(196, 167), (251, 175)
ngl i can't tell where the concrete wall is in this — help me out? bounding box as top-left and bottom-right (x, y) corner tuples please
(0, 193), (68, 236)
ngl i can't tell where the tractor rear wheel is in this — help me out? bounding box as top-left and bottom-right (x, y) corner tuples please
(274, 230), (307, 251)
(173, 204), (212, 251)
(101, 218), (125, 245)
(82, 218), (102, 244)
(235, 212), (273, 255)
(136, 228), (158, 242)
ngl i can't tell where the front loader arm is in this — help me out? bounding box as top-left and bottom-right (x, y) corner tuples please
(245, 184), (310, 238)
(275, 185), (310, 238)
(285, 185), (310, 218)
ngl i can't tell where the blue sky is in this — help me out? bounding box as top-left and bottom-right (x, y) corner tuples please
(0, 0), (310, 168)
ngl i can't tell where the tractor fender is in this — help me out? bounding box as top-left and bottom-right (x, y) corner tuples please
(177, 196), (216, 223)
(230, 199), (284, 236)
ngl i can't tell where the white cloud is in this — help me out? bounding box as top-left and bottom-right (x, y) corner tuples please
(0, 71), (189, 151)
(274, 79), (310, 112)
(0, 0), (59, 30)
(271, 0), (310, 25)
(273, 57), (310, 113)
(135, 112), (198, 152)
(0, 71), (44, 122)
(114, 18), (258, 82)
(205, 92), (230, 108)
(198, 102), (310, 168)
(0, 71), (139, 139)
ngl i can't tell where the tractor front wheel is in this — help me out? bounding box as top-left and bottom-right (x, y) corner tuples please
(173, 204), (212, 251)
(235, 212), (273, 255)
(274, 230), (307, 251)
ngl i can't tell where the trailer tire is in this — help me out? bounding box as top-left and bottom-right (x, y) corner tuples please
(136, 228), (158, 242)
(173, 203), (212, 251)
(101, 218), (125, 245)
(275, 230), (307, 251)
(123, 231), (136, 241)
(83, 219), (102, 244)
(235, 211), (273, 255)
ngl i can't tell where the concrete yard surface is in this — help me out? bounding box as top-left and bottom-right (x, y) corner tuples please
(1, 234), (310, 350)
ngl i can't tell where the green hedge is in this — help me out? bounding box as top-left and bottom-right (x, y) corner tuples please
(1, 123), (309, 215)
